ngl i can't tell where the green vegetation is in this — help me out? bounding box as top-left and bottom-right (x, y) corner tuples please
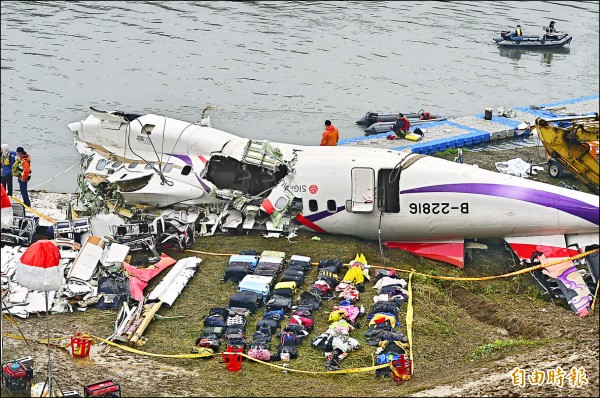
(467, 337), (547, 360)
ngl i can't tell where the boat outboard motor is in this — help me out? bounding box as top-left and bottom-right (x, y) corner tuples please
(366, 112), (379, 127)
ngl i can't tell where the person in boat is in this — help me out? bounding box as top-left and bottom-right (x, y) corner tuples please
(320, 120), (339, 146)
(392, 113), (411, 139)
(14, 146), (31, 207)
(544, 21), (559, 40)
(505, 24), (523, 40)
(1, 143), (16, 196)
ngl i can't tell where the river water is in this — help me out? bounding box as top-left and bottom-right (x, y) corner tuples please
(1, 1), (598, 193)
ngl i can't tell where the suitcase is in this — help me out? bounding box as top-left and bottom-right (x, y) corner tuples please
(254, 264), (281, 278)
(289, 255), (312, 272)
(266, 294), (292, 312)
(224, 255), (260, 282)
(228, 291), (262, 314)
(280, 272), (304, 287)
(256, 318), (279, 334)
(273, 281), (298, 298)
(298, 291), (322, 310)
(317, 259), (342, 273)
(255, 256), (284, 277)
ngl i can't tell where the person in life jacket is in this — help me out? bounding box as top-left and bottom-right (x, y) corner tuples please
(1, 144), (16, 196)
(392, 113), (411, 139)
(544, 21), (559, 39)
(507, 24), (523, 40)
(15, 146), (31, 207)
(320, 120), (339, 146)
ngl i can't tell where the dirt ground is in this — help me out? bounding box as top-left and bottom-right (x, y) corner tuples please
(2, 144), (598, 397)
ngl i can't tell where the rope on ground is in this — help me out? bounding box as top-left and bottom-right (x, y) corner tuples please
(9, 332), (396, 375)
(187, 247), (598, 283)
(29, 160), (80, 190)
(185, 249), (237, 257)
(374, 248), (599, 282)
(93, 335), (216, 359)
(3, 333), (69, 349)
(9, 195), (57, 224)
(236, 352), (391, 374)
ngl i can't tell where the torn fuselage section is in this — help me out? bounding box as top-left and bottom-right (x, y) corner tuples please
(198, 139), (301, 236)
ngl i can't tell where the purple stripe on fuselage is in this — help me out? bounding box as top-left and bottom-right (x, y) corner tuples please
(168, 153), (211, 193)
(304, 206), (346, 222)
(400, 183), (598, 225)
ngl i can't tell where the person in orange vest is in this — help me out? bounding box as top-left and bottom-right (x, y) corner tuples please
(15, 146), (31, 207)
(320, 120), (339, 146)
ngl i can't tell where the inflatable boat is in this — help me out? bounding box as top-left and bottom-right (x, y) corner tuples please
(493, 32), (572, 48)
(364, 117), (447, 135)
(356, 110), (446, 127)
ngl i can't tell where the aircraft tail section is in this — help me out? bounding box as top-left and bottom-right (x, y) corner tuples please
(384, 240), (465, 268)
(505, 234), (597, 317)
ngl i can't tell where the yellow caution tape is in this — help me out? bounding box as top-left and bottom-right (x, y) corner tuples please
(185, 249), (237, 257)
(93, 336), (216, 358)
(189, 247), (598, 283)
(3, 333), (69, 349)
(232, 352), (391, 374)
(369, 248), (599, 282)
(9, 195), (57, 224)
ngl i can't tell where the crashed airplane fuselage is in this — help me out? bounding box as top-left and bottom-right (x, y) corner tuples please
(68, 108), (599, 316)
(68, 108), (598, 255)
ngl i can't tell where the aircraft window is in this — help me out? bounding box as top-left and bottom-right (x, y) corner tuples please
(309, 199), (318, 212)
(274, 197), (289, 210)
(96, 159), (107, 171)
(327, 200), (337, 212)
(181, 165), (192, 176)
(144, 162), (156, 170)
(162, 163), (174, 173)
(111, 161), (123, 168)
(128, 161), (139, 169)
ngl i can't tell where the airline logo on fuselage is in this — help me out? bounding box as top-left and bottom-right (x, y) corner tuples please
(291, 184), (319, 194)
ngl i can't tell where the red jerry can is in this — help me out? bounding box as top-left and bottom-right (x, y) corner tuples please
(71, 332), (94, 358)
(391, 354), (412, 383)
(222, 346), (244, 372)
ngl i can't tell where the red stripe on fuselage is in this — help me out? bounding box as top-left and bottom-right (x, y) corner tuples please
(295, 213), (327, 233)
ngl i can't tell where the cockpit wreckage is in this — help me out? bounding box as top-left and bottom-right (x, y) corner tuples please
(65, 107), (599, 317)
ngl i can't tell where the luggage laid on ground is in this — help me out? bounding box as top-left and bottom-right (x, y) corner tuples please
(224, 254), (260, 282)
(289, 315), (314, 332)
(274, 331), (298, 361)
(288, 255), (312, 272)
(280, 269), (305, 286)
(254, 256), (285, 278)
(262, 309), (285, 321)
(201, 326), (225, 338)
(298, 291), (322, 310)
(228, 290), (262, 314)
(265, 294), (292, 312)
(256, 318), (279, 335)
(237, 274), (274, 302)
(273, 281), (298, 298)
(317, 270), (339, 288)
(317, 258), (343, 274)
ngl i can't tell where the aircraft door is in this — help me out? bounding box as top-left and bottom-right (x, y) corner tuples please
(350, 168), (375, 213)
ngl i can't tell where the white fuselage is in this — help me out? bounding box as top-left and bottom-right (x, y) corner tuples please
(69, 112), (599, 243)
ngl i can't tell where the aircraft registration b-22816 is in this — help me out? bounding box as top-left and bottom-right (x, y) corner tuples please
(68, 108), (599, 317)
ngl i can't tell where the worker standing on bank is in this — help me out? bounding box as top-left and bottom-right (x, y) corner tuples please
(14, 146), (32, 207)
(320, 120), (339, 146)
(1, 144), (16, 196)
